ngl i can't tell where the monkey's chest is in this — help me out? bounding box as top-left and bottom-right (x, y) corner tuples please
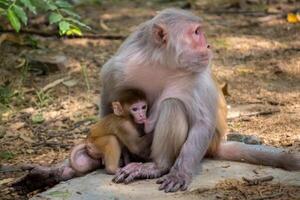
(123, 65), (199, 106)
(123, 66), (170, 103)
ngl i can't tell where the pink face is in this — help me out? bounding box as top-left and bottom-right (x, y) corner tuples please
(129, 101), (147, 124)
(177, 23), (212, 71)
(192, 25), (211, 59)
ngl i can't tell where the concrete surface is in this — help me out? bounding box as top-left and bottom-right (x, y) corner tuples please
(31, 159), (300, 200)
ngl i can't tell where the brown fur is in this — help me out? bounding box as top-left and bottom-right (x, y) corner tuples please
(70, 89), (151, 174)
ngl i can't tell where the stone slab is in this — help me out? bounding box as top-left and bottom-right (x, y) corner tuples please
(31, 159), (300, 200)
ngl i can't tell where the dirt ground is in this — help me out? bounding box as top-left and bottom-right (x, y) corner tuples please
(0, 0), (299, 199)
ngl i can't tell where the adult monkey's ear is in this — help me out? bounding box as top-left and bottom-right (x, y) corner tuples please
(112, 101), (124, 116)
(153, 23), (167, 45)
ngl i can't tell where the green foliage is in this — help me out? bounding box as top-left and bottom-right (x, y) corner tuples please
(0, 0), (91, 36)
(20, 0), (36, 14)
(0, 151), (15, 160)
(7, 7), (21, 32)
(0, 82), (15, 105)
(31, 112), (45, 123)
(35, 90), (53, 108)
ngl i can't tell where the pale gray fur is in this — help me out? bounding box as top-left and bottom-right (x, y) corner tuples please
(151, 99), (188, 170)
(217, 142), (300, 171)
(100, 8), (218, 191)
(114, 9), (201, 69)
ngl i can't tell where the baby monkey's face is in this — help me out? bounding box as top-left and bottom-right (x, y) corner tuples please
(129, 100), (147, 124)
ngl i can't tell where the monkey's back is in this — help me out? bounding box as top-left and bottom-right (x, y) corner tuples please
(87, 114), (128, 140)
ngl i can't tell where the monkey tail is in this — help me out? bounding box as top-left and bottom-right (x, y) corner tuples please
(215, 141), (300, 171)
(70, 143), (101, 174)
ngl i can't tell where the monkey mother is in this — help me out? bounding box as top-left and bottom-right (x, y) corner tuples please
(101, 9), (225, 192)
(101, 8), (299, 192)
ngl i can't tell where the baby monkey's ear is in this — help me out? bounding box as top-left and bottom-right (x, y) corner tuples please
(112, 101), (124, 116)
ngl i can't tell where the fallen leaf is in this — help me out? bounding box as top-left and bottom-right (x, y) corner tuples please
(63, 79), (78, 87)
(19, 133), (34, 143)
(48, 190), (71, 199)
(287, 13), (300, 23)
(236, 67), (255, 76)
(21, 107), (35, 114)
(9, 122), (25, 131)
(0, 178), (14, 185)
(26, 149), (34, 154)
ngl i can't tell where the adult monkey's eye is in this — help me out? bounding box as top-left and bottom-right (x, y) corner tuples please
(195, 26), (201, 35)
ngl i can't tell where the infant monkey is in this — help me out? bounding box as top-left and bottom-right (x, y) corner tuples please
(70, 89), (152, 175)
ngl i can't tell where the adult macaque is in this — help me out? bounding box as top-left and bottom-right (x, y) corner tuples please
(99, 8), (300, 192)
(70, 89), (152, 175)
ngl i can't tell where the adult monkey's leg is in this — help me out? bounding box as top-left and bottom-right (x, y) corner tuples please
(113, 99), (188, 184)
(151, 98), (188, 170)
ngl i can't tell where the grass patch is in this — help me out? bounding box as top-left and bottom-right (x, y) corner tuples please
(0, 151), (15, 160)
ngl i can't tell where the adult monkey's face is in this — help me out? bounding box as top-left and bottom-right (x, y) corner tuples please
(151, 10), (212, 72)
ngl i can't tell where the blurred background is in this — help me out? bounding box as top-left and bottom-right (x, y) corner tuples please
(0, 0), (299, 199)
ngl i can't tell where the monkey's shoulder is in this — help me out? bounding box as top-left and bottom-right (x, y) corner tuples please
(88, 114), (132, 137)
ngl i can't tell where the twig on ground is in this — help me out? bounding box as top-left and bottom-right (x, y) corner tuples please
(41, 77), (69, 93)
(242, 176), (274, 186)
(228, 110), (280, 120)
(0, 165), (22, 173)
(250, 192), (283, 200)
(206, 10), (282, 17)
(0, 29), (126, 40)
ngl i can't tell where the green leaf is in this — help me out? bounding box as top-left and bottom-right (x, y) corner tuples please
(0, 0), (9, 9)
(66, 18), (91, 30)
(66, 26), (82, 36)
(0, 8), (5, 15)
(49, 12), (62, 24)
(7, 8), (21, 32)
(61, 8), (80, 19)
(0, 83), (14, 105)
(58, 20), (70, 35)
(20, 0), (37, 14)
(0, 151), (15, 160)
(55, 0), (72, 8)
(31, 113), (44, 124)
(44, 0), (57, 11)
(12, 5), (28, 25)
(30, 0), (48, 11)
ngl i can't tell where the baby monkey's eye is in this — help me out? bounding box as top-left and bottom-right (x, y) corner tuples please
(142, 105), (147, 110)
(132, 107), (138, 112)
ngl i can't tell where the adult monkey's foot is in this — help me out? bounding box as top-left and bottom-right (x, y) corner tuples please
(112, 162), (166, 184)
(156, 168), (192, 193)
(11, 162), (76, 194)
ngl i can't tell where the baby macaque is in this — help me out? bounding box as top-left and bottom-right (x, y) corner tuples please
(70, 89), (152, 175)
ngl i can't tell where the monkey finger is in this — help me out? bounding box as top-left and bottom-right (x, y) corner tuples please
(180, 182), (188, 191)
(124, 171), (140, 184)
(165, 181), (180, 193)
(114, 167), (130, 178)
(158, 178), (171, 190)
(112, 173), (127, 183)
(156, 176), (166, 184)
(168, 182), (181, 193)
